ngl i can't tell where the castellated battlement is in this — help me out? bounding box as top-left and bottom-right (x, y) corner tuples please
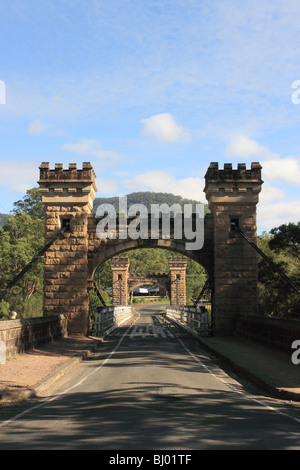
(205, 162), (262, 182)
(38, 162), (97, 210)
(204, 162), (263, 208)
(39, 162), (96, 182)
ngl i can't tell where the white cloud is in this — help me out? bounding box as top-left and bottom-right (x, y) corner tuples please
(263, 157), (300, 185)
(259, 184), (286, 205)
(125, 171), (173, 191)
(258, 200), (300, 232)
(62, 139), (122, 163)
(28, 119), (48, 135)
(226, 135), (300, 184)
(0, 160), (37, 193)
(224, 134), (300, 231)
(96, 178), (119, 196)
(140, 113), (191, 143)
(124, 171), (205, 202)
(226, 135), (277, 159)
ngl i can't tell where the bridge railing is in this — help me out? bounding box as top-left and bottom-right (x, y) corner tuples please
(235, 315), (300, 352)
(165, 305), (212, 337)
(90, 306), (135, 337)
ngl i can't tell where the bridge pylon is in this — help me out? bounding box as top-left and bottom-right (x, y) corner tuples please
(204, 162), (263, 335)
(38, 162), (97, 334)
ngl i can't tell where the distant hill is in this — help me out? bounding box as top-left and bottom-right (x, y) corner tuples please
(0, 191), (209, 227)
(93, 192), (209, 214)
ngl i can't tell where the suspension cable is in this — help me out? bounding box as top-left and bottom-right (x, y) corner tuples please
(193, 279), (210, 307)
(93, 281), (107, 306)
(231, 223), (300, 295)
(0, 226), (68, 302)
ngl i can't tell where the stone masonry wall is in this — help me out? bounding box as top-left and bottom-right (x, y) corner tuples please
(0, 315), (67, 359)
(168, 257), (187, 306)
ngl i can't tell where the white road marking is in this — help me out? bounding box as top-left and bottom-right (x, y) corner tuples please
(128, 324), (174, 339)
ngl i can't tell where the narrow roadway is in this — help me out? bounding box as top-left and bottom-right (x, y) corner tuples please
(0, 304), (300, 450)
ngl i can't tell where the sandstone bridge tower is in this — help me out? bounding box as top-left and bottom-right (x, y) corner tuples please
(38, 162), (97, 334)
(204, 162), (263, 335)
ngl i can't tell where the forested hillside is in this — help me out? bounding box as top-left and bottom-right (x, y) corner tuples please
(93, 192), (210, 214)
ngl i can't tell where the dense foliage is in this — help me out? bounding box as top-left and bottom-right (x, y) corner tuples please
(257, 222), (300, 319)
(0, 188), (45, 318)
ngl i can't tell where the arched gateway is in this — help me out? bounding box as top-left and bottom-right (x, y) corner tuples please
(38, 161), (263, 336)
(111, 256), (187, 306)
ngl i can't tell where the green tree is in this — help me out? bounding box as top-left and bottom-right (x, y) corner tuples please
(0, 299), (10, 318)
(257, 224), (300, 319)
(12, 187), (45, 219)
(269, 222), (300, 261)
(0, 188), (45, 318)
(127, 248), (170, 275)
(186, 258), (207, 305)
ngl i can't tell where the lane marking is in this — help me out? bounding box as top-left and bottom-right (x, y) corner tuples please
(129, 324), (173, 339)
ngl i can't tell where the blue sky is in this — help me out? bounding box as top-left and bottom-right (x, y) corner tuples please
(0, 0), (299, 234)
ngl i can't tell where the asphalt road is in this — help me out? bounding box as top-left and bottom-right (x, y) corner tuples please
(0, 304), (300, 451)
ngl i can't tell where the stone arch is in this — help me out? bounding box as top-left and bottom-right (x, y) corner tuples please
(128, 278), (169, 297)
(87, 237), (213, 283)
(129, 279), (170, 303)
